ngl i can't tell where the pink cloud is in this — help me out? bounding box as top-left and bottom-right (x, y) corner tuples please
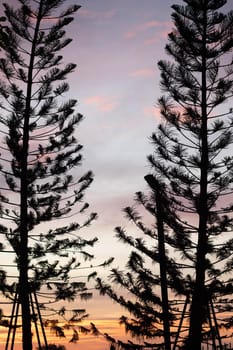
(144, 35), (160, 45)
(161, 28), (172, 39)
(143, 20), (165, 29)
(124, 20), (171, 42)
(84, 96), (117, 112)
(79, 8), (116, 20)
(144, 106), (161, 120)
(124, 31), (136, 39)
(130, 68), (154, 78)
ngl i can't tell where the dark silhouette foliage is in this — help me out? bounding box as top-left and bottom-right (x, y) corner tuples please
(96, 180), (187, 350)
(38, 345), (66, 350)
(0, 1), (100, 349)
(153, 0), (233, 348)
(97, 1), (233, 350)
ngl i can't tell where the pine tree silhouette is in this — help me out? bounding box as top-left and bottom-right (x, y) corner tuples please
(97, 1), (233, 349)
(0, 1), (98, 349)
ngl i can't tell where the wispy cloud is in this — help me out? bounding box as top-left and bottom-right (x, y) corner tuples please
(130, 68), (154, 78)
(84, 96), (117, 112)
(144, 35), (160, 45)
(143, 20), (167, 29)
(124, 20), (171, 43)
(143, 106), (161, 121)
(79, 8), (116, 20)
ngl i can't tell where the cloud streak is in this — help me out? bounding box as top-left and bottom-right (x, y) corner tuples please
(144, 106), (161, 120)
(130, 68), (154, 77)
(84, 95), (118, 112)
(79, 8), (117, 20)
(124, 20), (171, 42)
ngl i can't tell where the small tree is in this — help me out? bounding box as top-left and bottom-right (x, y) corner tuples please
(0, 1), (98, 350)
(96, 181), (186, 350)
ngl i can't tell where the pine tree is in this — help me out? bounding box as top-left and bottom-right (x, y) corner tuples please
(144, 175), (172, 350)
(148, 0), (233, 349)
(0, 1), (98, 350)
(98, 1), (233, 349)
(96, 182), (186, 350)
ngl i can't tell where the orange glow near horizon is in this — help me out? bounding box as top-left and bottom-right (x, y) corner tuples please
(2, 317), (233, 350)
(0, 318), (131, 350)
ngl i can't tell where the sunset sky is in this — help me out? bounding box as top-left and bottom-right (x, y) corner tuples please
(54, 0), (180, 348)
(73, 0), (181, 269)
(68, 1), (177, 347)
(1, 0), (233, 349)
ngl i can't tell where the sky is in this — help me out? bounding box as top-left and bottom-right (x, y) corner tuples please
(66, 1), (177, 347)
(71, 0), (178, 265)
(1, 0), (233, 350)
(0, 1), (177, 348)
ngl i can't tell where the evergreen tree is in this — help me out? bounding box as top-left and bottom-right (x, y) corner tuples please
(149, 0), (233, 349)
(98, 1), (233, 349)
(0, 1), (98, 349)
(96, 182), (185, 350)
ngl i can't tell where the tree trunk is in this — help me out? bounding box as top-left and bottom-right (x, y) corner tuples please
(156, 188), (171, 350)
(187, 5), (208, 349)
(145, 175), (171, 350)
(19, 208), (32, 350)
(20, 76), (33, 350)
(19, 3), (43, 349)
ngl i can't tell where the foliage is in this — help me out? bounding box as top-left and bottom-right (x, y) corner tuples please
(153, 0), (233, 348)
(38, 345), (66, 350)
(0, 1), (100, 349)
(97, 0), (233, 349)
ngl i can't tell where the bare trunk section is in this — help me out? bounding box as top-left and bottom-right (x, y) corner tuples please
(19, 177), (32, 350)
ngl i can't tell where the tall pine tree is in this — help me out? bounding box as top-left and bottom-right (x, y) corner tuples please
(0, 1), (98, 349)
(98, 1), (233, 349)
(149, 0), (233, 348)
